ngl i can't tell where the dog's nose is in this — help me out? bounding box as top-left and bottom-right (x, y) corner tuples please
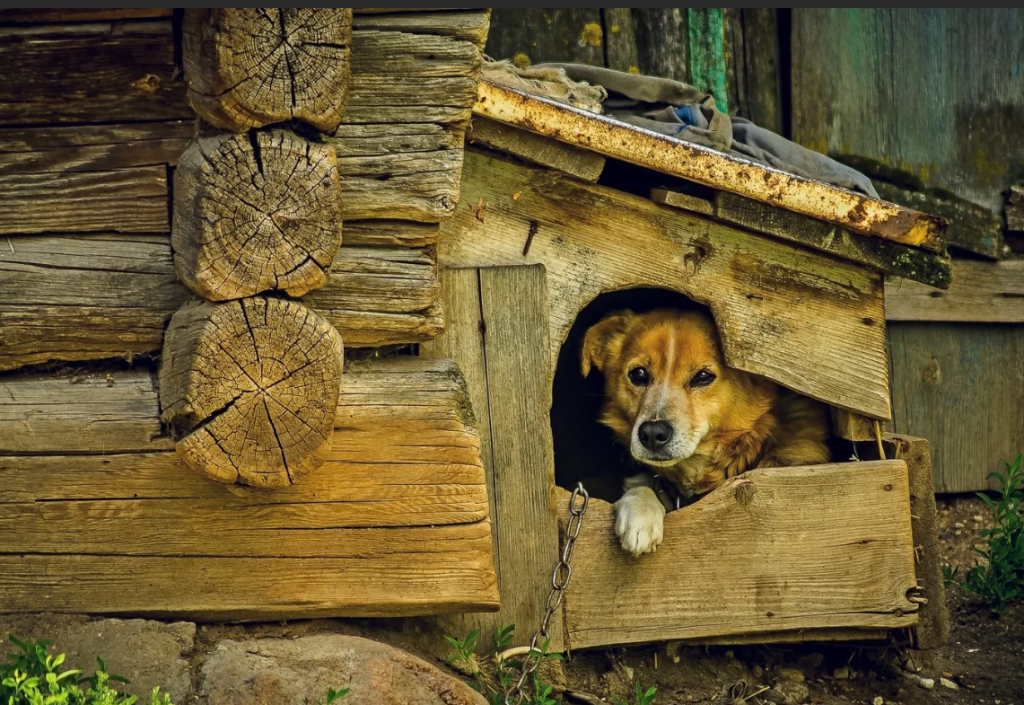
(638, 420), (673, 451)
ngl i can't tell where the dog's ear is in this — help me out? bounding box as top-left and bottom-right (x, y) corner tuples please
(581, 310), (633, 377)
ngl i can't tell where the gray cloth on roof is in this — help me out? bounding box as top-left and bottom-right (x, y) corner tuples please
(536, 63), (879, 198)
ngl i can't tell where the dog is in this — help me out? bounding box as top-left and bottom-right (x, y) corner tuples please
(582, 308), (831, 556)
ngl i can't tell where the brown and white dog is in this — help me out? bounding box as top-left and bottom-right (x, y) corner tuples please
(582, 308), (831, 556)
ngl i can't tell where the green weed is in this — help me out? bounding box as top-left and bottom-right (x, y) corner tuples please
(445, 625), (561, 705)
(946, 454), (1024, 610)
(612, 681), (657, 705)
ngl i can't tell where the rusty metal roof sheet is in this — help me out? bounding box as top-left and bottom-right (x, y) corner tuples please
(474, 81), (947, 254)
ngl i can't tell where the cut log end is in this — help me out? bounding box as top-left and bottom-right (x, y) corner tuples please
(183, 8), (353, 132)
(173, 130), (343, 301)
(159, 297), (344, 488)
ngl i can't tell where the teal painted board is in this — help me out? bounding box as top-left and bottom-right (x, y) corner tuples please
(888, 323), (1024, 493)
(687, 8), (728, 112)
(792, 9), (1024, 212)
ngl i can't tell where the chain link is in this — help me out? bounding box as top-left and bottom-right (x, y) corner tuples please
(504, 482), (589, 705)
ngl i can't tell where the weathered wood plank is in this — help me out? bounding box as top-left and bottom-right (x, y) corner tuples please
(470, 116), (605, 182)
(0, 121), (193, 176)
(712, 191), (953, 289)
(792, 9), (1024, 214)
(873, 180), (1007, 259)
(0, 21), (190, 125)
(486, 9), (603, 67)
(443, 149), (892, 420)
(478, 266), (563, 651)
(336, 149), (464, 222)
(650, 188), (714, 216)
(0, 370), (171, 454)
(603, 8), (640, 74)
(475, 81), (945, 252)
(889, 323), (1024, 492)
(559, 461), (919, 649)
(739, 9), (782, 134)
(352, 10), (489, 46)
(0, 167), (170, 235)
(0, 229), (443, 371)
(832, 410), (877, 443)
(885, 260), (1024, 322)
(0, 357), (498, 619)
(0, 9), (172, 22)
(630, 9), (690, 83)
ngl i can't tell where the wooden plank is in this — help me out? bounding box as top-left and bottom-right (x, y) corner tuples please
(342, 220), (439, 248)
(0, 9), (172, 22)
(443, 149), (892, 420)
(713, 191), (953, 289)
(478, 265), (563, 651)
(832, 410), (877, 443)
(558, 461), (919, 649)
(792, 9), (1024, 214)
(0, 357), (499, 619)
(0, 166), (170, 235)
(0, 370), (171, 454)
(687, 9), (728, 111)
(0, 234), (186, 371)
(739, 9), (782, 135)
(0, 121), (193, 176)
(873, 180), (1007, 259)
(336, 149), (464, 222)
(0, 21), (190, 125)
(887, 435), (949, 650)
(470, 116), (605, 182)
(650, 188), (714, 216)
(602, 8), (640, 74)
(885, 259), (1024, 322)
(475, 81), (946, 252)
(486, 9), (603, 66)
(352, 10), (490, 46)
(889, 323), (1024, 493)
(631, 10), (690, 83)
(679, 628), (890, 647)
(0, 230), (443, 371)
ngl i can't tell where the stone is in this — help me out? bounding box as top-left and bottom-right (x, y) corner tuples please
(776, 667), (806, 683)
(874, 697), (884, 705)
(940, 677), (960, 691)
(919, 678), (935, 690)
(833, 666), (851, 680)
(798, 652), (825, 669)
(765, 682), (810, 705)
(199, 635), (487, 705)
(0, 616), (194, 702)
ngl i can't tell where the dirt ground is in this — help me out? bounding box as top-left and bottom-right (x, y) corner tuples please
(548, 494), (1024, 705)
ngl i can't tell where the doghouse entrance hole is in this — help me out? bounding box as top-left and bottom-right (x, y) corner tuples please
(550, 287), (855, 504)
(551, 288), (711, 503)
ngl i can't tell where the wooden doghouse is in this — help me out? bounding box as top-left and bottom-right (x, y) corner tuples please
(426, 81), (952, 652)
(0, 8), (948, 654)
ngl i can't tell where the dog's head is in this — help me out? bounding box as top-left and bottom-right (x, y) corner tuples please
(581, 308), (762, 467)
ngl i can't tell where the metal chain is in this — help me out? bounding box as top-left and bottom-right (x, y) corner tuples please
(504, 482), (589, 705)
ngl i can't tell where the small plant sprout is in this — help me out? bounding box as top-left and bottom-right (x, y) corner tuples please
(612, 681), (658, 705)
(444, 625), (563, 705)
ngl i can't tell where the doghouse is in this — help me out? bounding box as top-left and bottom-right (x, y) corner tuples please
(0, 8), (948, 653)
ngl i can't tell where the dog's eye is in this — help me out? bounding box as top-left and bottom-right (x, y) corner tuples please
(627, 366), (649, 386)
(690, 369), (716, 387)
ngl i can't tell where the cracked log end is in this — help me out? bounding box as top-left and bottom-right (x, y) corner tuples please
(158, 297), (344, 488)
(173, 130), (343, 301)
(183, 8), (353, 132)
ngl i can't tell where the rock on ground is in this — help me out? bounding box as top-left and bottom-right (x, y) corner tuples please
(0, 615), (194, 702)
(199, 634), (487, 705)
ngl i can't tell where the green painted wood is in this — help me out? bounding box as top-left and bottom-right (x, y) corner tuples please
(792, 9), (1024, 212)
(687, 8), (728, 112)
(486, 9), (604, 67)
(888, 323), (1024, 493)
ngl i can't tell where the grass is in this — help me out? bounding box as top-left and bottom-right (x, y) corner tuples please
(944, 454), (1024, 611)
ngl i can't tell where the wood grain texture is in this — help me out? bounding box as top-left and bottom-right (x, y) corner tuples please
(0, 166), (169, 235)
(0, 234), (185, 372)
(0, 9), (172, 22)
(0, 228), (441, 372)
(172, 131), (343, 300)
(478, 266), (563, 651)
(0, 21), (189, 125)
(630, 9), (690, 83)
(889, 323), (1024, 492)
(831, 410), (877, 443)
(792, 9), (1024, 213)
(0, 357), (498, 619)
(885, 259), (1024, 322)
(603, 8), (640, 74)
(352, 10), (490, 45)
(712, 191), (953, 289)
(335, 148), (464, 222)
(443, 149), (892, 420)
(0, 370), (171, 454)
(558, 461), (919, 649)
(183, 9), (352, 132)
(738, 9), (782, 134)
(0, 121), (192, 176)
(470, 116), (605, 182)
(486, 9), (603, 66)
(159, 298), (344, 488)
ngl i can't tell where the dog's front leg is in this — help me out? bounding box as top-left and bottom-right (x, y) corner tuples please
(613, 472), (665, 557)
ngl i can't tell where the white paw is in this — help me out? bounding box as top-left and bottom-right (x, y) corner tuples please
(614, 487), (665, 557)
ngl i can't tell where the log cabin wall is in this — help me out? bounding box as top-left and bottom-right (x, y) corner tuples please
(0, 8), (499, 619)
(486, 7), (1024, 494)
